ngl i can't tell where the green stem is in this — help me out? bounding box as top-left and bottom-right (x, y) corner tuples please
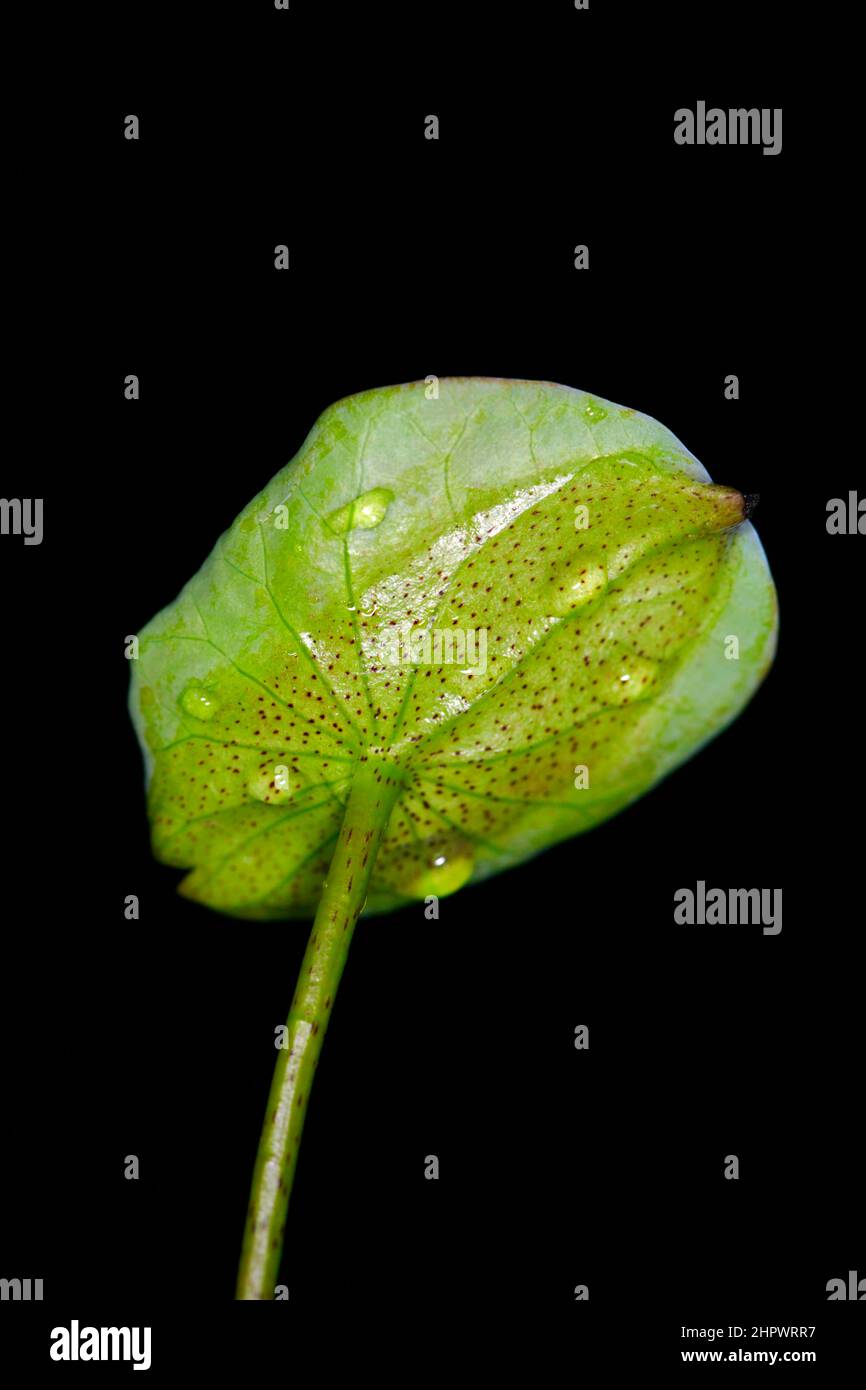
(235, 754), (403, 1300)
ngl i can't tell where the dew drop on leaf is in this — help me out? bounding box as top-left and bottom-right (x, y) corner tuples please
(180, 684), (220, 720)
(605, 657), (660, 705)
(582, 398), (608, 423)
(327, 487), (395, 534)
(549, 563), (608, 614)
(399, 839), (475, 899)
(247, 763), (300, 804)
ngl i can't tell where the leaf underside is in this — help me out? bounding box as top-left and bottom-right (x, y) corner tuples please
(130, 378), (777, 918)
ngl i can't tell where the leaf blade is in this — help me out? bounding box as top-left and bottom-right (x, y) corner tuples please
(130, 378), (777, 917)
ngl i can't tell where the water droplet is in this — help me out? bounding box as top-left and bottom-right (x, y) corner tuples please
(327, 487), (394, 535)
(603, 656), (659, 706)
(398, 838), (475, 899)
(180, 684), (220, 720)
(247, 763), (299, 804)
(549, 562), (607, 615)
(582, 398), (608, 424)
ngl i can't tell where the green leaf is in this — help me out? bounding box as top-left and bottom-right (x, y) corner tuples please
(130, 378), (777, 920)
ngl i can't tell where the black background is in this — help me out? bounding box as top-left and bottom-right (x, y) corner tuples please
(2, 1), (862, 1376)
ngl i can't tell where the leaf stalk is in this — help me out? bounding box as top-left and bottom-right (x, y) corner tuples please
(235, 754), (403, 1299)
